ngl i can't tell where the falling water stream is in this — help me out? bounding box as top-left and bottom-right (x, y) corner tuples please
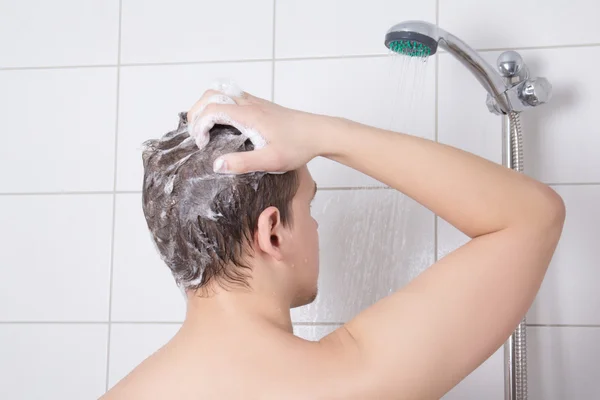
(293, 54), (435, 323)
(386, 51), (431, 131)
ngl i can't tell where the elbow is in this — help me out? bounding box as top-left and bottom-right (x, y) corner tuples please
(512, 182), (566, 238)
(545, 186), (566, 226)
(535, 185), (566, 234)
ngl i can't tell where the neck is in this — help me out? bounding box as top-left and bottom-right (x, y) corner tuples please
(183, 282), (294, 334)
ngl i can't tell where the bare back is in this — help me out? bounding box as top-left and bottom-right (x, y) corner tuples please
(102, 320), (365, 400)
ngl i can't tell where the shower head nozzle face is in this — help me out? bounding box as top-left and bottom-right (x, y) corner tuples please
(385, 31), (438, 57)
(387, 40), (432, 57)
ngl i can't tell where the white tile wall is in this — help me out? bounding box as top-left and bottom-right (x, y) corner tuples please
(520, 47), (600, 184)
(275, 0), (436, 58)
(0, 324), (108, 400)
(438, 51), (503, 163)
(111, 194), (186, 322)
(440, 0), (600, 49)
(120, 0), (273, 64)
(0, 195), (112, 321)
(0, 68), (117, 193)
(275, 56), (436, 187)
(2, 0), (599, 398)
(0, 0), (119, 68)
(117, 62), (272, 191)
(293, 324), (340, 341)
(108, 323), (181, 388)
(528, 185), (600, 325)
(443, 348), (504, 400)
(528, 326), (600, 399)
(440, 46), (600, 184)
(292, 189), (434, 322)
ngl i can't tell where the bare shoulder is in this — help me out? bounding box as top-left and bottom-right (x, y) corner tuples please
(100, 341), (187, 400)
(100, 326), (367, 400)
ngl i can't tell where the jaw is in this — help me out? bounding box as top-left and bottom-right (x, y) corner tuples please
(290, 286), (318, 309)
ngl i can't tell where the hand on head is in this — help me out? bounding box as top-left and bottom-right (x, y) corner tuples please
(187, 87), (326, 175)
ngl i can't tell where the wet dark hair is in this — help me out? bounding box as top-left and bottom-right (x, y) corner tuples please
(142, 112), (299, 291)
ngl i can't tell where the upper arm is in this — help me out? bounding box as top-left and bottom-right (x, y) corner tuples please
(320, 218), (564, 399)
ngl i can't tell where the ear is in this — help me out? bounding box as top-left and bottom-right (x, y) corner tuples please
(255, 206), (286, 261)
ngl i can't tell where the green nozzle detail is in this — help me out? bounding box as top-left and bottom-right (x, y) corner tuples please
(388, 40), (432, 57)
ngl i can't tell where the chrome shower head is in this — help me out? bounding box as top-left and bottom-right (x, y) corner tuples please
(384, 20), (552, 114)
(385, 20), (511, 112)
(384, 21), (439, 57)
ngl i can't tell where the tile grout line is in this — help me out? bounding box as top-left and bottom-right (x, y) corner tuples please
(1, 182), (599, 197)
(547, 182), (600, 186)
(0, 187), (395, 196)
(271, 0), (277, 102)
(0, 321), (112, 324)
(0, 321), (108, 325)
(105, 0), (123, 392)
(0, 59), (272, 71)
(433, 0), (440, 263)
(0, 64), (119, 71)
(2, 321), (599, 328)
(434, 0), (440, 146)
(475, 42), (600, 53)
(0, 191), (114, 196)
(319, 186), (392, 191)
(526, 324), (600, 328)
(4, 41), (600, 72)
(0, 321), (344, 326)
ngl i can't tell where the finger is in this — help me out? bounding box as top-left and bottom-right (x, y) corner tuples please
(188, 93), (236, 127)
(186, 88), (255, 122)
(214, 148), (284, 175)
(187, 89), (222, 121)
(190, 104), (267, 151)
(196, 103), (252, 129)
(189, 105), (244, 150)
(193, 103), (267, 150)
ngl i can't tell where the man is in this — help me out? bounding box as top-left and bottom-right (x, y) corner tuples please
(103, 88), (564, 399)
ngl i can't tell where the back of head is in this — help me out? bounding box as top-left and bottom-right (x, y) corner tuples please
(142, 113), (299, 291)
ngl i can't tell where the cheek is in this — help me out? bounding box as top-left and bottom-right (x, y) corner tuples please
(306, 215), (319, 247)
(314, 228), (320, 250)
(294, 216), (319, 269)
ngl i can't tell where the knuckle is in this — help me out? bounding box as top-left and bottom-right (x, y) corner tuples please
(237, 91), (249, 102)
